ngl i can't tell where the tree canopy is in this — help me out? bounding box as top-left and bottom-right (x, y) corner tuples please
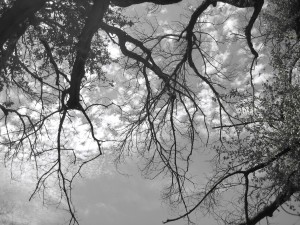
(0, 0), (300, 224)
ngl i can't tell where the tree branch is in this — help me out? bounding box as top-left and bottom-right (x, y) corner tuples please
(111, 0), (182, 7)
(239, 182), (299, 225)
(0, 0), (46, 48)
(67, 0), (109, 109)
(164, 145), (293, 223)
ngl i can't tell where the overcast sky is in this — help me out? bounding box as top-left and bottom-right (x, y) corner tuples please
(1, 151), (300, 225)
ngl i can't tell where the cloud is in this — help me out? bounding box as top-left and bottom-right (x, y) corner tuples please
(0, 164), (67, 225)
(160, 8), (168, 14)
(223, 18), (238, 33)
(72, 164), (184, 225)
(108, 43), (121, 59)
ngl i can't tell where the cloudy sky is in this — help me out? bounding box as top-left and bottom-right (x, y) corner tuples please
(0, 152), (213, 225)
(1, 1), (300, 225)
(1, 155), (300, 225)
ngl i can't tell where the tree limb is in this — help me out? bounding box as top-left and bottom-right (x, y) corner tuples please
(111, 0), (182, 7)
(67, 0), (109, 109)
(239, 182), (299, 225)
(0, 0), (46, 48)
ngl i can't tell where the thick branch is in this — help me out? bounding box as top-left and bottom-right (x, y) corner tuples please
(0, 0), (46, 48)
(100, 22), (169, 82)
(219, 0), (264, 57)
(67, 0), (109, 109)
(218, 0), (256, 8)
(164, 146), (293, 223)
(0, 21), (28, 70)
(244, 0), (264, 58)
(111, 0), (182, 7)
(111, 0), (260, 8)
(239, 183), (299, 225)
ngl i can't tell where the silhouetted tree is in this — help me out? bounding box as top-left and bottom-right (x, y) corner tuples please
(0, 0), (299, 224)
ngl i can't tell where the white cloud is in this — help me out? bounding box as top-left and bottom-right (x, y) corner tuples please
(108, 43), (121, 59)
(252, 64), (270, 85)
(223, 18), (238, 33)
(160, 8), (168, 14)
